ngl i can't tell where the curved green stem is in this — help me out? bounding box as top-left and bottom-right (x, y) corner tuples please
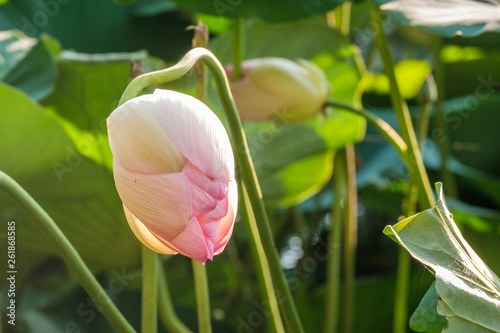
(118, 48), (208, 106)
(158, 258), (192, 333)
(325, 100), (408, 161)
(239, 181), (285, 333)
(192, 260), (212, 333)
(367, 0), (434, 209)
(0, 171), (136, 333)
(142, 246), (158, 333)
(118, 47), (304, 333)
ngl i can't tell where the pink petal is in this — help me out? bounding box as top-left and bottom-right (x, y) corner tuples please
(151, 217), (212, 263)
(183, 161), (229, 216)
(184, 161), (228, 200)
(151, 90), (234, 182)
(123, 205), (177, 255)
(213, 204), (235, 255)
(113, 162), (191, 240)
(107, 93), (185, 174)
(182, 161), (236, 257)
(198, 195), (230, 223)
(189, 181), (219, 216)
(196, 195), (229, 251)
(214, 179), (238, 254)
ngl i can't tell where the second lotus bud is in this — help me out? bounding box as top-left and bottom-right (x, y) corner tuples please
(227, 58), (331, 123)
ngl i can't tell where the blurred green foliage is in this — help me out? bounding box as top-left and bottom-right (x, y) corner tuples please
(1, 0), (500, 332)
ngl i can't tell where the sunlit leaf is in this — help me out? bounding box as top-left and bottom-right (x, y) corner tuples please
(42, 50), (148, 169)
(195, 13), (233, 34)
(363, 59), (431, 99)
(384, 183), (500, 332)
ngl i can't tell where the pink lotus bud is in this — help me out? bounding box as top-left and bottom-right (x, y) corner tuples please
(226, 58), (330, 122)
(107, 89), (237, 264)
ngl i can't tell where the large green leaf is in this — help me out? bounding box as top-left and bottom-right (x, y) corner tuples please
(374, 0), (500, 37)
(211, 20), (366, 206)
(0, 30), (58, 100)
(0, 0), (190, 61)
(411, 282), (448, 333)
(384, 183), (500, 332)
(245, 122), (335, 206)
(0, 83), (141, 284)
(42, 50), (148, 169)
(169, 0), (344, 23)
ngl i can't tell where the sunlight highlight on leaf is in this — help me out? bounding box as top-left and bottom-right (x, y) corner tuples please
(376, 0), (500, 36)
(384, 183), (500, 332)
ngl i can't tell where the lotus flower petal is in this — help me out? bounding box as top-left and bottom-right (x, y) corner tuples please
(183, 160), (229, 216)
(151, 217), (212, 263)
(152, 89), (234, 182)
(123, 205), (177, 255)
(214, 179), (238, 254)
(113, 162), (191, 240)
(108, 93), (185, 174)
